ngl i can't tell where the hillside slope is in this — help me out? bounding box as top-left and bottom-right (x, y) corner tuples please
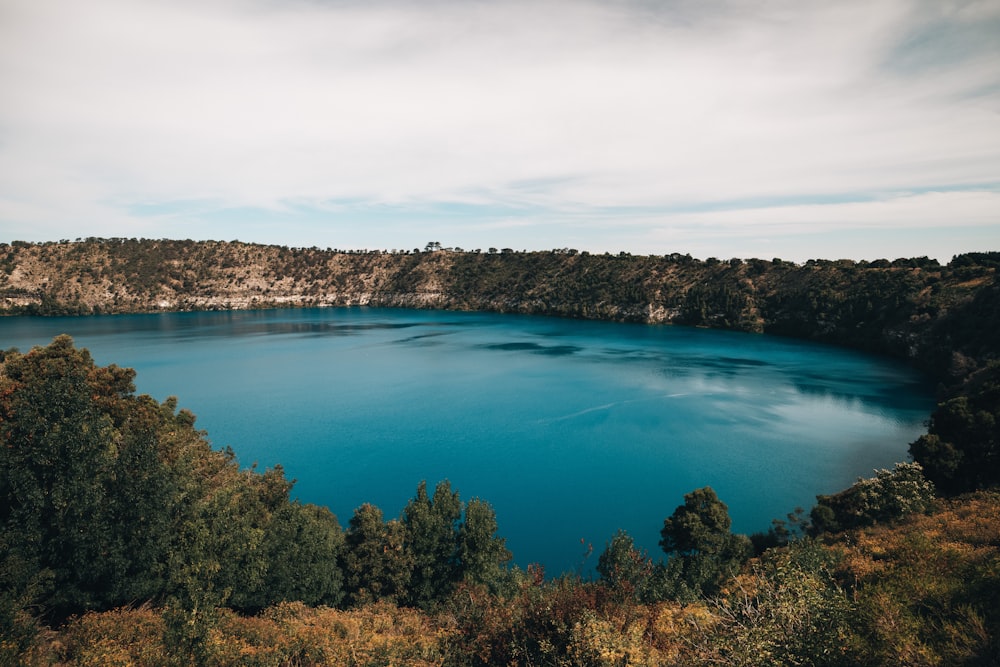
(3, 240), (997, 376)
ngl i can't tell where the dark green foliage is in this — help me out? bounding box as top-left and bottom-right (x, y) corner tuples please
(761, 262), (931, 360)
(403, 480), (464, 608)
(926, 275), (1000, 378)
(0, 336), (162, 619)
(401, 481), (512, 609)
(0, 336), (346, 629)
(596, 529), (655, 601)
(259, 502), (345, 608)
(659, 487), (753, 597)
(341, 503), (412, 606)
(0, 532), (42, 664)
(749, 507), (808, 555)
(951, 251), (1000, 269)
(340, 483), (512, 609)
(101, 394), (176, 605)
(679, 279), (758, 330)
(458, 498), (513, 593)
(911, 362), (1000, 494)
(660, 486), (734, 556)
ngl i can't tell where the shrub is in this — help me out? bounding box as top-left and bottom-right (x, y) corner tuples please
(812, 462), (936, 533)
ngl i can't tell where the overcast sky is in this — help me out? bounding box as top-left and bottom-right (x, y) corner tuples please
(1, 0), (998, 262)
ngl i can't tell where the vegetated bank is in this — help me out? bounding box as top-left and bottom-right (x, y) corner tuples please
(3, 240), (997, 369)
(2, 239), (999, 665)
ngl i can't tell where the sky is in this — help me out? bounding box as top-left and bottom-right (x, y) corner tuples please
(1, 0), (998, 263)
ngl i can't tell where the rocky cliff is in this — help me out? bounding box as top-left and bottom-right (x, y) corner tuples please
(2, 239), (998, 379)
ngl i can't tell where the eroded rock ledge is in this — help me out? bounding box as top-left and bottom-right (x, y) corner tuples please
(2, 239), (998, 379)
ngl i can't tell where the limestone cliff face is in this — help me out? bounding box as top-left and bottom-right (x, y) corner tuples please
(2, 239), (998, 378)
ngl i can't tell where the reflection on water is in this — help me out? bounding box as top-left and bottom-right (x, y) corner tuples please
(482, 341), (583, 356)
(0, 307), (933, 575)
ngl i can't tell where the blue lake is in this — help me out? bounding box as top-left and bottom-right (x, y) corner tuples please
(0, 308), (933, 575)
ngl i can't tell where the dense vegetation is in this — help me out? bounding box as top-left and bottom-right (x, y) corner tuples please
(1, 241), (999, 664)
(0, 338), (514, 654)
(4, 336), (998, 666)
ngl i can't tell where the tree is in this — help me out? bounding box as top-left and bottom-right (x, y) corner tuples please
(854, 462), (936, 522)
(102, 393), (176, 605)
(659, 487), (751, 597)
(403, 480), (462, 608)
(660, 487), (733, 556)
(458, 498), (512, 593)
(341, 484), (513, 609)
(810, 462), (936, 534)
(910, 363), (1000, 494)
(341, 504), (412, 606)
(749, 507), (809, 555)
(1, 335), (359, 660)
(0, 337), (146, 618)
(597, 530), (653, 601)
(259, 502), (345, 608)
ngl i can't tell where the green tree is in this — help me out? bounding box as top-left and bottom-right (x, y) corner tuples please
(659, 486), (751, 597)
(855, 462), (936, 522)
(260, 501), (345, 608)
(660, 486), (733, 556)
(403, 480), (463, 608)
(1, 335), (357, 659)
(341, 503), (412, 606)
(97, 395), (174, 606)
(910, 363), (1000, 494)
(458, 498), (512, 594)
(596, 529), (654, 601)
(0, 337), (138, 618)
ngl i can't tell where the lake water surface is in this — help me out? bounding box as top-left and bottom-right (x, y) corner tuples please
(0, 308), (933, 575)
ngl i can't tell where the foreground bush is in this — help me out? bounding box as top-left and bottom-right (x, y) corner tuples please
(53, 602), (451, 667)
(19, 492), (997, 667)
(841, 491), (1000, 666)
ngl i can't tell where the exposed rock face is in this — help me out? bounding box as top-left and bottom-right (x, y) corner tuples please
(2, 239), (998, 378)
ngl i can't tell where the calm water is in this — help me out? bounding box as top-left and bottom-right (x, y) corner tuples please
(1, 308), (933, 575)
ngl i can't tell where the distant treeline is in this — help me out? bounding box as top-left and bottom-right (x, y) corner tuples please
(0, 240), (995, 369)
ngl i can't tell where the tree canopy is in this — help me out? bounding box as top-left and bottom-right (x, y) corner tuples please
(0, 336), (515, 643)
(659, 487), (752, 596)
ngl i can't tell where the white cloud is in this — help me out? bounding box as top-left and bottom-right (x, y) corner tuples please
(0, 0), (997, 256)
(653, 190), (1000, 236)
